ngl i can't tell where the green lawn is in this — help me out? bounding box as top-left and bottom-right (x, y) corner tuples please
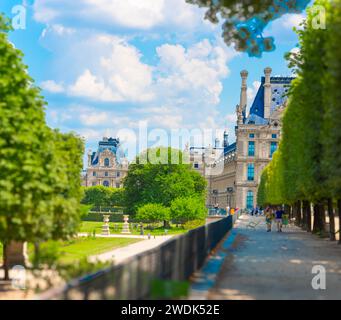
(0, 237), (141, 265)
(50, 237), (141, 264)
(80, 221), (188, 236)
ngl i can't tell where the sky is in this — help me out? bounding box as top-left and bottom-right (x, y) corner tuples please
(1, 1), (305, 165)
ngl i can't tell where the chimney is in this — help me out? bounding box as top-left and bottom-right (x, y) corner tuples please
(87, 149), (92, 167)
(240, 70), (248, 112)
(264, 67), (272, 119)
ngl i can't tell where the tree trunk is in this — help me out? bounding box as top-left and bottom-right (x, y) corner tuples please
(306, 202), (312, 232)
(3, 242), (9, 281)
(296, 201), (302, 227)
(163, 220), (170, 228)
(302, 201), (310, 231)
(33, 241), (40, 268)
(313, 202), (325, 234)
(327, 198), (336, 241)
(337, 199), (341, 244)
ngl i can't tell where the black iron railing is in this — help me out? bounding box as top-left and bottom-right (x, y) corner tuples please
(40, 215), (233, 300)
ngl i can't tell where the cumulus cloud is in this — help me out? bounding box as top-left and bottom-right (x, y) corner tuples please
(33, 0), (207, 31)
(40, 80), (65, 93)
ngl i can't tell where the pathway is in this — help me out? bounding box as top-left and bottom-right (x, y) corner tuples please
(190, 214), (341, 300)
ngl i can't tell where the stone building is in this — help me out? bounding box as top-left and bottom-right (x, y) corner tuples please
(82, 137), (129, 188)
(190, 67), (294, 210)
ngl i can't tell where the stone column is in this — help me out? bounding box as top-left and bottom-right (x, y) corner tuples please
(4, 242), (29, 267)
(264, 67), (272, 119)
(240, 70), (248, 111)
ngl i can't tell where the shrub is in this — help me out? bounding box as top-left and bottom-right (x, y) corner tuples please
(136, 203), (170, 224)
(170, 197), (207, 224)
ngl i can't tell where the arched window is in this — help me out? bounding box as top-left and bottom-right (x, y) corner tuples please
(104, 158), (110, 167)
(103, 181), (110, 187)
(246, 191), (254, 209)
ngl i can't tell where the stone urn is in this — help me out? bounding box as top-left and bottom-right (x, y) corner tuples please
(102, 214), (110, 236)
(121, 215), (131, 234)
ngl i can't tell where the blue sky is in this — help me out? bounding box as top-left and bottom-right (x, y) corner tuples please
(1, 1), (304, 164)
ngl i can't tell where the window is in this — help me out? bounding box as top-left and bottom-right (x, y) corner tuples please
(116, 183), (121, 188)
(248, 141), (255, 157)
(247, 163), (255, 181)
(270, 142), (278, 158)
(246, 191), (254, 209)
(249, 133), (255, 138)
(104, 158), (110, 167)
(117, 171), (121, 178)
(93, 171), (96, 177)
(194, 163), (199, 169)
(272, 134), (277, 139)
(105, 172), (108, 177)
(103, 181), (110, 187)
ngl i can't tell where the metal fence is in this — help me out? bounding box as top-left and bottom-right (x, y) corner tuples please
(40, 215), (233, 300)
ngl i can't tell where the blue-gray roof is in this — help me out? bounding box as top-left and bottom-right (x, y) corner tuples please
(224, 142), (236, 155)
(91, 137), (122, 166)
(249, 76), (294, 120)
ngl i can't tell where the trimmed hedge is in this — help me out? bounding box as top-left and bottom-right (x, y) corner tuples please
(82, 212), (137, 223)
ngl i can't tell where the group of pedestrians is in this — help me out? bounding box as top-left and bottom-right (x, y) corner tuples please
(264, 206), (288, 232)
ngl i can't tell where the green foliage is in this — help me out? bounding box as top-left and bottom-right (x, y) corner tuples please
(82, 186), (125, 208)
(0, 12), (84, 272)
(321, 0), (341, 198)
(123, 147), (207, 214)
(186, 0), (309, 55)
(136, 203), (170, 223)
(170, 196), (207, 224)
(258, 0), (341, 207)
(183, 219), (205, 230)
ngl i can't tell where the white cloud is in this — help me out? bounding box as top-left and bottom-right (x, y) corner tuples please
(247, 81), (261, 107)
(33, 0), (207, 31)
(50, 35), (155, 103)
(40, 80), (65, 93)
(264, 13), (305, 44)
(155, 39), (236, 106)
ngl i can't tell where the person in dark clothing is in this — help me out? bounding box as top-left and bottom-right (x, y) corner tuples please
(275, 206), (284, 232)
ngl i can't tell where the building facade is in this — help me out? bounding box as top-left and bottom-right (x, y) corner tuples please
(190, 67), (294, 210)
(82, 137), (129, 188)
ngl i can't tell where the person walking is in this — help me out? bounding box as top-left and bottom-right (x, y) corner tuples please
(265, 207), (274, 232)
(275, 206), (284, 232)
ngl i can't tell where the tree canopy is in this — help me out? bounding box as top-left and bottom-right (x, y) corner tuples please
(0, 13), (84, 278)
(257, 0), (341, 237)
(123, 147), (207, 215)
(186, 0), (310, 57)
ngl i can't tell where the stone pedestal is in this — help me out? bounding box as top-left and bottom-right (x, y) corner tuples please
(121, 215), (131, 234)
(4, 242), (29, 267)
(102, 215), (110, 236)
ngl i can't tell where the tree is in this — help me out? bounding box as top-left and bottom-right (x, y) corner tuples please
(257, 0), (341, 238)
(50, 131), (84, 241)
(321, 0), (341, 243)
(170, 196), (207, 224)
(82, 186), (125, 209)
(136, 203), (170, 224)
(123, 147), (207, 214)
(186, 0), (310, 56)
(0, 14), (84, 278)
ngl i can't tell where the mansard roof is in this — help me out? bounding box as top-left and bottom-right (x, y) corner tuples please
(224, 142), (236, 155)
(90, 137), (121, 166)
(248, 76), (294, 120)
